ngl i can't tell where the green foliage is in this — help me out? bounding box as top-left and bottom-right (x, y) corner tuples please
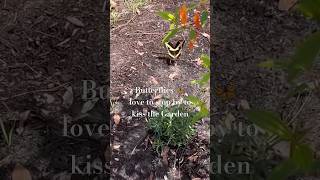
(297, 0), (320, 21)
(157, 11), (176, 23)
(0, 118), (15, 146)
(157, 2), (209, 44)
(191, 72), (210, 86)
(162, 28), (179, 43)
(124, 0), (150, 14)
(245, 110), (293, 140)
(212, 128), (275, 180)
(287, 31), (320, 81)
(201, 10), (209, 27)
(147, 104), (197, 153)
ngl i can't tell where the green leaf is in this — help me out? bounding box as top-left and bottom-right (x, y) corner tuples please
(187, 96), (203, 107)
(189, 28), (197, 41)
(297, 0), (320, 21)
(187, 96), (209, 122)
(188, 3), (198, 11)
(268, 159), (298, 180)
(287, 31), (320, 81)
(162, 28), (179, 43)
(292, 144), (314, 170)
(286, 83), (309, 99)
(200, 54), (210, 68)
(169, 23), (175, 30)
(258, 59), (274, 68)
(191, 72), (210, 86)
(245, 110), (293, 140)
(201, 10), (208, 27)
(308, 160), (320, 173)
(157, 11), (176, 22)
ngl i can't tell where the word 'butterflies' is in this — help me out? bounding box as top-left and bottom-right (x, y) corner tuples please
(164, 40), (185, 65)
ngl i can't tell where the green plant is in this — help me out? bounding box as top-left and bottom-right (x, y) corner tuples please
(248, 1), (320, 179)
(124, 0), (150, 14)
(111, 10), (120, 26)
(147, 104), (197, 153)
(0, 117), (16, 146)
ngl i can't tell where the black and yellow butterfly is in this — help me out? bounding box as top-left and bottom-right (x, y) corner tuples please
(164, 40), (185, 65)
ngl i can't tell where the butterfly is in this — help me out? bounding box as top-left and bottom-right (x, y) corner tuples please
(216, 81), (236, 101)
(164, 40), (185, 65)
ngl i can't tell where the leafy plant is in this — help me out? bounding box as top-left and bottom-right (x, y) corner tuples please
(157, 1), (209, 46)
(0, 118), (15, 146)
(249, 1), (320, 179)
(124, 0), (150, 14)
(147, 104), (197, 153)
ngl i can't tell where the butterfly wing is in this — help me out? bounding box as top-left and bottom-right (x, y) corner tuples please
(165, 40), (184, 59)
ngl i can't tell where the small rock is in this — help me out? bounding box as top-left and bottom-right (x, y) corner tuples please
(239, 99), (250, 110)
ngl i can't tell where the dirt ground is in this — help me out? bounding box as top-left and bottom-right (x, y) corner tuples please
(0, 0), (108, 179)
(110, 0), (210, 179)
(212, 0), (320, 179)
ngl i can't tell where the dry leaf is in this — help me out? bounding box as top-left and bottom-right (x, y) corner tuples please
(136, 8), (141, 15)
(137, 41), (144, 46)
(12, 164), (32, 180)
(113, 144), (121, 151)
(134, 49), (144, 56)
(113, 114), (121, 125)
(66, 16), (85, 27)
(278, 0), (298, 11)
(187, 153), (198, 162)
(201, 32), (210, 39)
(149, 76), (159, 85)
(81, 98), (99, 114)
(169, 72), (178, 80)
(161, 146), (170, 166)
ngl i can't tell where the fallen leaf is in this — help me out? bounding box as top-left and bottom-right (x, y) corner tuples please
(134, 49), (144, 56)
(12, 164), (32, 180)
(169, 72), (178, 80)
(201, 32), (210, 39)
(66, 16), (85, 27)
(149, 76), (159, 85)
(278, 0), (298, 11)
(187, 153), (198, 162)
(113, 144), (121, 150)
(136, 8), (141, 15)
(137, 41), (144, 46)
(239, 99), (250, 110)
(52, 172), (71, 180)
(19, 110), (31, 121)
(62, 86), (74, 108)
(81, 98), (99, 114)
(113, 114), (121, 125)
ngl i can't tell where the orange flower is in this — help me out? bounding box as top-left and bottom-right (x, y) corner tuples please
(188, 40), (194, 50)
(179, 4), (188, 27)
(193, 10), (201, 29)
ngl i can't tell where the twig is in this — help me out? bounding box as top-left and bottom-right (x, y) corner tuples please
(130, 132), (148, 156)
(0, 82), (69, 101)
(125, 31), (163, 36)
(111, 15), (136, 33)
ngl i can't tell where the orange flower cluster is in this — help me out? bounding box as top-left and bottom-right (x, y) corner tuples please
(179, 4), (188, 27)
